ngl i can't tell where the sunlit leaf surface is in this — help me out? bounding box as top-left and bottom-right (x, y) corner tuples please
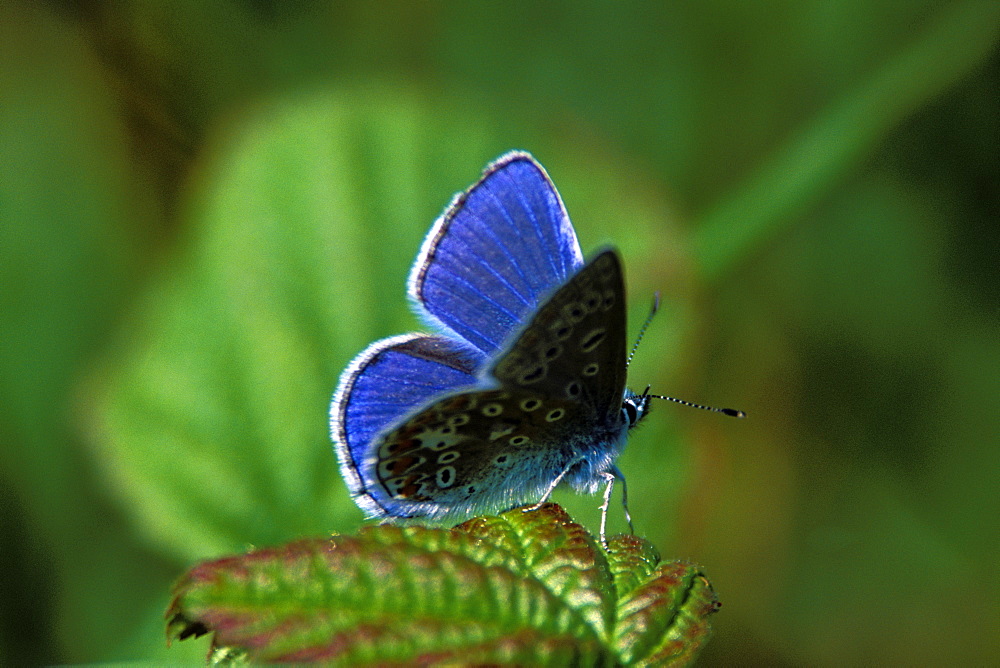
(167, 504), (718, 665)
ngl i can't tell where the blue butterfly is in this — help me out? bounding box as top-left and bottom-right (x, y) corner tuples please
(330, 151), (740, 542)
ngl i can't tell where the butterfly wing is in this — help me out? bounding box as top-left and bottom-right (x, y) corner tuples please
(365, 387), (586, 520)
(490, 249), (628, 423)
(361, 250), (629, 520)
(408, 151), (584, 357)
(331, 333), (484, 517)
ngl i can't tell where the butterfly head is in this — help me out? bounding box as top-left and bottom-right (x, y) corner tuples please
(622, 387), (652, 431)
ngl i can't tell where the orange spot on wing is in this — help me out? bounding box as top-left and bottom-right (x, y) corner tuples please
(395, 438), (420, 452)
(390, 456), (421, 476)
(398, 478), (422, 498)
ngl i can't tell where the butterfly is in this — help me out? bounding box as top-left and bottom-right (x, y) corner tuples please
(330, 151), (742, 543)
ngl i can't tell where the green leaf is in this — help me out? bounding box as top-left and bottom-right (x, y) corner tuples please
(167, 504), (718, 665)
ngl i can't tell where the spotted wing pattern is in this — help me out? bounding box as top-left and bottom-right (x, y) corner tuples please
(365, 250), (628, 519)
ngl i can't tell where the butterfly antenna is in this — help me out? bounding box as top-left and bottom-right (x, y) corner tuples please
(648, 393), (746, 418)
(631, 294), (745, 417)
(627, 293), (660, 368)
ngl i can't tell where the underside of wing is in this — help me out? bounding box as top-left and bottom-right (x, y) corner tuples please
(489, 249), (628, 422)
(330, 333), (484, 513)
(364, 388), (588, 520)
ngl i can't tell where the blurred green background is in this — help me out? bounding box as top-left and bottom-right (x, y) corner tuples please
(2, 1), (997, 664)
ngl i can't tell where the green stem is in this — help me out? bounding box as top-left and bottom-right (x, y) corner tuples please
(694, 0), (1000, 283)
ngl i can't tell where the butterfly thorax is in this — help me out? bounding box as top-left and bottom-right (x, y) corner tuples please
(559, 387), (651, 494)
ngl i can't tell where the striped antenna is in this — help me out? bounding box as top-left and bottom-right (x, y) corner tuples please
(646, 390), (745, 418)
(630, 296), (746, 418)
(627, 293), (660, 368)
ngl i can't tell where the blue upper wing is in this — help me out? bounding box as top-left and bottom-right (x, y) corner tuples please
(330, 333), (484, 516)
(408, 151), (584, 357)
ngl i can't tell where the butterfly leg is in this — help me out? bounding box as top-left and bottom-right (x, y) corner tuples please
(523, 454), (586, 513)
(598, 466), (634, 547)
(611, 464), (634, 534)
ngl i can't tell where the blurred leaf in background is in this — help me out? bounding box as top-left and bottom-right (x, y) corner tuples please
(0, 0), (996, 664)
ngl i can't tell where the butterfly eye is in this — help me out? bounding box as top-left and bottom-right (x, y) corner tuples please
(622, 400), (639, 426)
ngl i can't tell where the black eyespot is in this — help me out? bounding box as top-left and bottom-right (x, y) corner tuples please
(566, 382), (581, 397)
(437, 467), (454, 487)
(546, 408), (565, 422)
(437, 451), (459, 464)
(448, 414), (470, 427)
(580, 329), (606, 352)
(544, 345), (561, 360)
(582, 363), (599, 376)
(521, 366), (545, 383)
